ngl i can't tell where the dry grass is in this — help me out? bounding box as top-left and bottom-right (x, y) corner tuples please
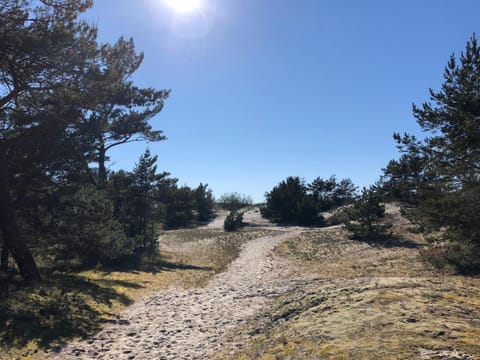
(214, 207), (480, 359)
(0, 228), (273, 360)
(3, 205), (478, 359)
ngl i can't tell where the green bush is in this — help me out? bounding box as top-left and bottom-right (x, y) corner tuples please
(224, 210), (244, 232)
(48, 185), (134, 267)
(194, 183), (215, 222)
(262, 176), (323, 226)
(309, 176), (357, 211)
(345, 186), (391, 239)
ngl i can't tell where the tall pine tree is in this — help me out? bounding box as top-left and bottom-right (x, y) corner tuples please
(0, 0), (97, 280)
(383, 34), (480, 249)
(83, 38), (170, 186)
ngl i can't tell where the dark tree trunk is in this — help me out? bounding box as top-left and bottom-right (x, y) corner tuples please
(0, 146), (41, 281)
(97, 142), (107, 188)
(0, 243), (9, 271)
(142, 195), (147, 250)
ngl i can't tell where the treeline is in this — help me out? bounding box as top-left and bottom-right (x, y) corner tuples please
(0, 0), (214, 281)
(216, 192), (253, 211)
(261, 175), (390, 240)
(22, 147), (215, 269)
(263, 35), (480, 273)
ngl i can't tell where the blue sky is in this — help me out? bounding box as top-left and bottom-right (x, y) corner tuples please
(86, 0), (480, 202)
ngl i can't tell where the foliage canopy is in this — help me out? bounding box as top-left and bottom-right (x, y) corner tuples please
(381, 34), (480, 271)
(0, 0), (213, 280)
(261, 175), (355, 226)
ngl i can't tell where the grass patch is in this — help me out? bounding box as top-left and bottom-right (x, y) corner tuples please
(275, 227), (430, 278)
(0, 274), (131, 354)
(214, 209), (480, 359)
(216, 276), (480, 359)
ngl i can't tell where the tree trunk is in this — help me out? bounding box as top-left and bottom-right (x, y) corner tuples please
(142, 195), (147, 250)
(97, 143), (107, 188)
(0, 243), (9, 271)
(0, 146), (41, 281)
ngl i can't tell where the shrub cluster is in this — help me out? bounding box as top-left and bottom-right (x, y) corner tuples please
(261, 176), (356, 226)
(223, 211), (244, 232)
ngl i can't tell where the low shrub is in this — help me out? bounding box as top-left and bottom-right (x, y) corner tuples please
(345, 186), (391, 239)
(224, 211), (244, 232)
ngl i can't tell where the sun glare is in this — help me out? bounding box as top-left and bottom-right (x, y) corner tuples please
(163, 0), (202, 13)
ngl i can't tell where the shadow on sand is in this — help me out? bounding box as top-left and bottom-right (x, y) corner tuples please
(0, 256), (212, 352)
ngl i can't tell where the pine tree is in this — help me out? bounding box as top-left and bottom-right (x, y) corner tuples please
(83, 38), (170, 186)
(345, 186), (391, 239)
(384, 34), (480, 248)
(194, 183), (215, 222)
(262, 176), (321, 226)
(0, 0), (97, 281)
(132, 149), (166, 251)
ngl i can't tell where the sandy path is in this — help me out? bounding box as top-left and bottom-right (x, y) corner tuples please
(47, 228), (303, 360)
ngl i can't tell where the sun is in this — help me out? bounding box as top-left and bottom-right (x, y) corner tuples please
(163, 0), (203, 13)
